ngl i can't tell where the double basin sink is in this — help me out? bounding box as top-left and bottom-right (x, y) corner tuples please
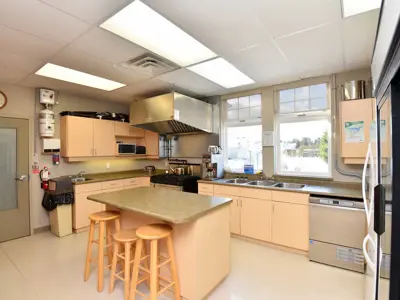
(220, 178), (306, 190)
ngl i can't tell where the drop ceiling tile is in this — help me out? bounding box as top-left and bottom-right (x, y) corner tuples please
(143, 0), (270, 56)
(0, 0), (90, 45)
(111, 79), (173, 99)
(0, 66), (31, 84)
(226, 40), (298, 86)
(69, 27), (147, 64)
(343, 9), (379, 70)
(0, 50), (44, 73)
(255, 0), (342, 38)
(39, 0), (132, 25)
(156, 69), (225, 95)
(275, 23), (345, 78)
(0, 24), (62, 60)
(49, 47), (151, 85)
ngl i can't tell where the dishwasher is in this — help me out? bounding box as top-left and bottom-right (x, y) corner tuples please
(309, 196), (366, 273)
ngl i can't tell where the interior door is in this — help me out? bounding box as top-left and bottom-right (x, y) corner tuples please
(0, 117), (30, 242)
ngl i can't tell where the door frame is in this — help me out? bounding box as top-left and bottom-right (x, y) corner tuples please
(0, 114), (34, 236)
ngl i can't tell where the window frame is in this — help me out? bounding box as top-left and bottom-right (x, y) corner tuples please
(275, 107), (332, 179)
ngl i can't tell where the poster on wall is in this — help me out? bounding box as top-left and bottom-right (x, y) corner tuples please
(344, 121), (365, 143)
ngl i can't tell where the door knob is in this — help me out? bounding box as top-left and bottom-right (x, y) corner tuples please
(15, 175), (27, 181)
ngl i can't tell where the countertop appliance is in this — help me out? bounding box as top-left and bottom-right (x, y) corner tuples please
(117, 143), (136, 155)
(309, 196), (366, 273)
(150, 174), (201, 193)
(136, 145), (146, 154)
(201, 153), (224, 180)
(130, 92), (213, 135)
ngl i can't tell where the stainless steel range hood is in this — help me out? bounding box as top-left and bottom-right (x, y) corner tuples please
(130, 92), (213, 134)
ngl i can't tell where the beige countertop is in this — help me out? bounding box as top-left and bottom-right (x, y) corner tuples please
(87, 187), (232, 224)
(198, 179), (363, 200)
(72, 169), (164, 185)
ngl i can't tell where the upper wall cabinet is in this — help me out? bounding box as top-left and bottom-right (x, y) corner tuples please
(114, 122), (145, 138)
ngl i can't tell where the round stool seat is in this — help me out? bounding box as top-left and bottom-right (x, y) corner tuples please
(136, 224), (172, 240)
(89, 210), (120, 222)
(113, 229), (138, 243)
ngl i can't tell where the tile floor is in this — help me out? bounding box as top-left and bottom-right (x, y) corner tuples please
(0, 231), (380, 300)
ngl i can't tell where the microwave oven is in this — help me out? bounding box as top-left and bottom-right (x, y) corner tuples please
(118, 143), (136, 155)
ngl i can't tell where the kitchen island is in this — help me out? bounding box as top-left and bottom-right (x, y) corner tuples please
(88, 187), (232, 300)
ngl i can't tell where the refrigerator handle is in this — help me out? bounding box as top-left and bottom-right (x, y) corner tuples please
(362, 143), (373, 224)
(363, 234), (376, 270)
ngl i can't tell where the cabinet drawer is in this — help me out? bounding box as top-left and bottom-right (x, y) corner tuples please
(199, 191), (214, 196)
(198, 183), (214, 194)
(101, 180), (124, 190)
(214, 185), (240, 196)
(240, 187), (271, 200)
(122, 177), (150, 187)
(271, 191), (309, 205)
(74, 182), (102, 194)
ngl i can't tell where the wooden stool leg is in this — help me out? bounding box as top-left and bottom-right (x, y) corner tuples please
(166, 235), (181, 300)
(114, 218), (123, 270)
(142, 240), (150, 288)
(97, 221), (105, 292)
(149, 240), (158, 300)
(84, 220), (95, 281)
(130, 239), (143, 300)
(106, 223), (113, 266)
(109, 242), (119, 293)
(124, 242), (131, 300)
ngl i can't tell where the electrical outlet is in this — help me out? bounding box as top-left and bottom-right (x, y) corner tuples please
(106, 162), (110, 169)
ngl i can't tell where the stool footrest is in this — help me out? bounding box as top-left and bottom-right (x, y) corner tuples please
(139, 265), (150, 273)
(114, 273), (125, 282)
(157, 281), (175, 296)
(157, 258), (172, 269)
(132, 289), (145, 297)
(158, 274), (173, 284)
(137, 275), (150, 285)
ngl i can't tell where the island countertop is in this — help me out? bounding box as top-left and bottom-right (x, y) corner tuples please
(87, 187), (232, 224)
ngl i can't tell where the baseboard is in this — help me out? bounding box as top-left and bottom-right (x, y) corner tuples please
(231, 234), (308, 256)
(33, 225), (50, 234)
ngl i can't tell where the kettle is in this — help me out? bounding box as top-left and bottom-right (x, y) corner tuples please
(208, 145), (219, 154)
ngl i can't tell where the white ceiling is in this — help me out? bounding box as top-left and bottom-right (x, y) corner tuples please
(0, 0), (379, 104)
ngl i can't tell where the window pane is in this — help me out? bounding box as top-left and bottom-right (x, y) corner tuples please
(311, 97), (328, 110)
(250, 106), (261, 118)
(278, 119), (329, 176)
(295, 86), (309, 100)
(279, 89), (294, 103)
(227, 109), (238, 120)
(279, 102), (294, 113)
(227, 98), (238, 110)
(226, 125), (263, 173)
(238, 96), (249, 108)
(0, 128), (17, 211)
(295, 100), (310, 112)
(310, 84), (327, 98)
(249, 94), (262, 107)
(239, 108), (250, 120)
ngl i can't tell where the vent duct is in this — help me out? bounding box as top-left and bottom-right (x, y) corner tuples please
(121, 53), (178, 76)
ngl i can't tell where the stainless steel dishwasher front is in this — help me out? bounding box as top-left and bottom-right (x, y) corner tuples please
(309, 196), (366, 273)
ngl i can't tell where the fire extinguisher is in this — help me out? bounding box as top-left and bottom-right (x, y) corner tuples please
(40, 166), (50, 190)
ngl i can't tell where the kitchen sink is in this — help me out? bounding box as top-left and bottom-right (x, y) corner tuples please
(245, 180), (276, 187)
(71, 177), (94, 183)
(224, 179), (251, 184)
(273, 182), (306, 189)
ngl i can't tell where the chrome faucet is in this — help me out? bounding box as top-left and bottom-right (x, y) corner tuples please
(75, 171), (86, 179)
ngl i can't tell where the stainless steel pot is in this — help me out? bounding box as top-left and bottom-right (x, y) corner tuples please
(343, 80), (366, 100)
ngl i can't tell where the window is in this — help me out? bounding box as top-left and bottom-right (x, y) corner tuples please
(276, 83), (331, 177)
(223, 94), (262, 173)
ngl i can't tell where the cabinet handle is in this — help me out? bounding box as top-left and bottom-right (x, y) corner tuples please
(272, 203), (274, 213)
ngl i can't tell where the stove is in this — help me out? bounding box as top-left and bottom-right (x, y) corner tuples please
(150, 174), (201, 193)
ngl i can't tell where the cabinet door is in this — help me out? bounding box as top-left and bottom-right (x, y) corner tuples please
(272, 202), (309, 251)
(130, 126), (145, 137)
(93, 119), (116, 156)
(61, 116), (94, 157)
(73, 192), (105, 229)
(240, 197), (272, 242)
(145, 130), (159, 156)
(114, 122), (131, 136)
(215, 193), (240, 234)
(341, 98), (374, 158)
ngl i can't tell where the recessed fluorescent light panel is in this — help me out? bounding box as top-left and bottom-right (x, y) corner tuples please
(35, 63), (126, 91)
(342, 0), (381, 18)
(100, 0), (216, 67)
(187, 58), (255, 89)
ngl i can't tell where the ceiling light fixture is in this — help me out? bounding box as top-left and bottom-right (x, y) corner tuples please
(187, 58), (255, 89)
(35, 63), (126, 91)
(100, 0), (216, 67)
(342, 0), (381, 18)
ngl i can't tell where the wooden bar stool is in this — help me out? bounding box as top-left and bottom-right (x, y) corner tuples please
(130, 224), (181, 300)
(84, 210), (120, 292)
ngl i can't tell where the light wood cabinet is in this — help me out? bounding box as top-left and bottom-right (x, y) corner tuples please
(130, 127), (145, 137)
(114, 122), (131, 136)
(145, 130), (159, 156)
(93, 119), (115, 156)
(215, 193), (241, 235)
(73, 191), (106, 230)
(61, 116), (94, 157)
(271, 201), (309, 251)
(240, 197), (272, 242)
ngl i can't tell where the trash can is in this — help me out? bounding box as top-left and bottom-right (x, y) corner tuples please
(49, 204), (72, 237)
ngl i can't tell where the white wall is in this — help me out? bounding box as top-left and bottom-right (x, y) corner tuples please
(221, 68), (372, 182)
(0, 83), (164, 230)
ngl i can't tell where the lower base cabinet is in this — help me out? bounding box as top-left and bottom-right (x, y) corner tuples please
(271, 201), (309, 251)
(73, 192), (106, 230)
(240, 197), (272, 242)
(215, 194), (241, 235)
